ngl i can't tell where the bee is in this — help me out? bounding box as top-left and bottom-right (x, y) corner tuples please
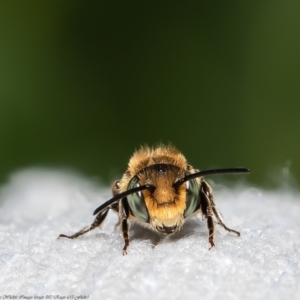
(59, 145), (250, 254)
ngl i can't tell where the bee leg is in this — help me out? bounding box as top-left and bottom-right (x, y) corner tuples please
(121, 218), (129, 255)
(207, 214), (215, 250)
(58, 179), (121, 241)
(202, 180), (240, 237)
(200, 181), (215, 249)
(58, 208), (109, 239)
(212, 207), (240, 236)
(119, 198), (130, 255)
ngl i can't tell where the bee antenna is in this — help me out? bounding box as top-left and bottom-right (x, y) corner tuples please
(173, 168), (250, 189)
(93, 184), (155, 216)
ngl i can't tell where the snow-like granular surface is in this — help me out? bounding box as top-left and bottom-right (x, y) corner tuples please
(0, 169), (300, 299)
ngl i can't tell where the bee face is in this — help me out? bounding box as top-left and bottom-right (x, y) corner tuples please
(59, 145), (250, 255)
(126, 164), (200, 235)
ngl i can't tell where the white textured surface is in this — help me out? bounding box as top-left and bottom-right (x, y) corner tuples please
(1, 169), (300, 299)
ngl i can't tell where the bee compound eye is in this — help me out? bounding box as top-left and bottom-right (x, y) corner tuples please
(127, 177), (149, 223)
(184, 179), (199, 218)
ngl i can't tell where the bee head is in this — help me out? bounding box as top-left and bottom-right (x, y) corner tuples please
(126, 164), (204, 234)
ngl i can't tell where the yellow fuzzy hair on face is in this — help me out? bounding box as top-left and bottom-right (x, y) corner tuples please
(119, 145), (188, 192)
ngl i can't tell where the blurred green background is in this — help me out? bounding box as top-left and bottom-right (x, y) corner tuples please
(0, 1), (299, 187)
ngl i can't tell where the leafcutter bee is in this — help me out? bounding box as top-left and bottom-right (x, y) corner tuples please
(59, 145), (250, 254)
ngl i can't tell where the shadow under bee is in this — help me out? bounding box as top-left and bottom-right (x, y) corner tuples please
(129, 218), (204, 248)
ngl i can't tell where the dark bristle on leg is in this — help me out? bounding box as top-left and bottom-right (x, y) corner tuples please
(58, 209), (109, 240)
(207, 216), (215, 249)
(121, 218), (129, 255)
